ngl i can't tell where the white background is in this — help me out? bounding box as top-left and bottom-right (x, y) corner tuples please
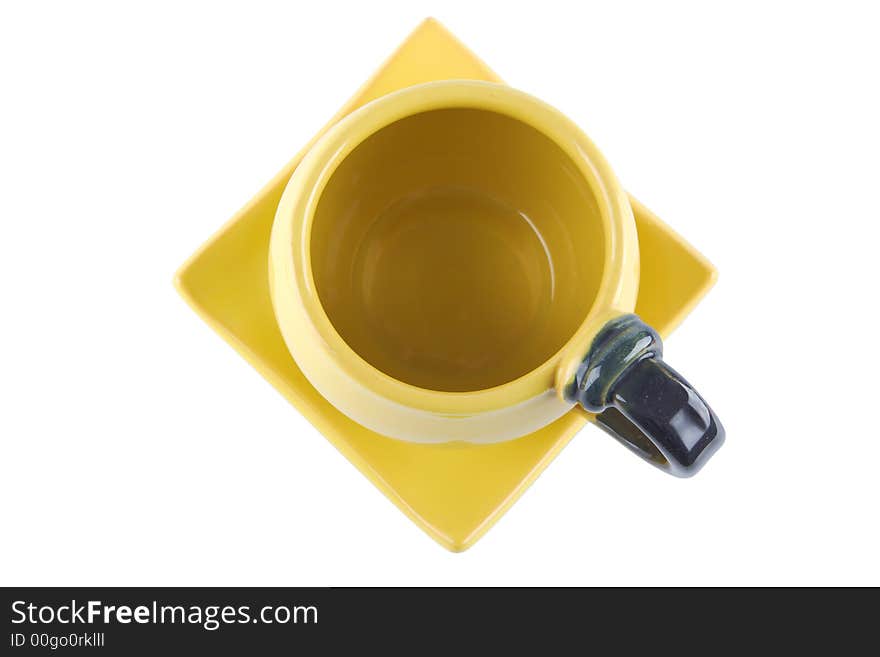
(2, 1), (878, 586)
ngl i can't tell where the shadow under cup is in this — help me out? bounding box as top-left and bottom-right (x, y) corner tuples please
(310, 108), (606, 393)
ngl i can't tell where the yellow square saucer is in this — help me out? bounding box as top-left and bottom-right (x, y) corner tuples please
(174, 19), (717, 551)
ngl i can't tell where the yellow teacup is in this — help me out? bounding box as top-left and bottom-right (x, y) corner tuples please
(269, 80), (723, 476)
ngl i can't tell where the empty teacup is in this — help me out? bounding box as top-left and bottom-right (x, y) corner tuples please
(268, 80), (723, 476)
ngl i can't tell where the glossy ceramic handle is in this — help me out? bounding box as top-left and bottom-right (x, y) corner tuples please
(565, 315), (724, 477)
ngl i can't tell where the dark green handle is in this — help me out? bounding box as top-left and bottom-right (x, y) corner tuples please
(565, 315), (724, 477)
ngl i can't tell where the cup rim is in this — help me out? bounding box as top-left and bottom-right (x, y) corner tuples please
(270, 80), (637, 416)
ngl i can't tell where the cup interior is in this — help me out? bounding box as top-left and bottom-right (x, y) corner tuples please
(310, 108), (605, 392)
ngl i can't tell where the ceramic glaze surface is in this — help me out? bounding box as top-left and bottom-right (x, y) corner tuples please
(174, 19), (718, 551)
(566, 314), (724, 476)
(312, 108), (604, 392)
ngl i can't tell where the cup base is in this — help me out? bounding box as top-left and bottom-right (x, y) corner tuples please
(349, 185), (553, 391)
